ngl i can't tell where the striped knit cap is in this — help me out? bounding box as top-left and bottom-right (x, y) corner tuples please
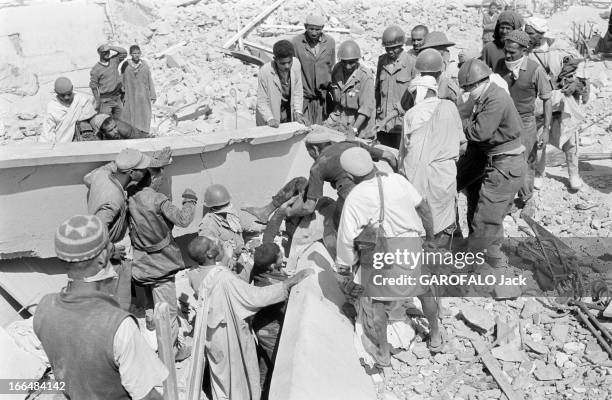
(55, 215), (109, 262)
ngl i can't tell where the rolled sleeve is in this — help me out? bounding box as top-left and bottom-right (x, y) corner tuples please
(114, 318), (168, 400)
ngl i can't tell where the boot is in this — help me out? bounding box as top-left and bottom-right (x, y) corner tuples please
(242, 202), (276, 223)
(566, 149), (583, 191)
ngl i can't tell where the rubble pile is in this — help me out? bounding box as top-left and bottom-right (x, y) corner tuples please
(382, 297), (612, 400)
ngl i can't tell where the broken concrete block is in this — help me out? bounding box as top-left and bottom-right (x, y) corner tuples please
(166, 53), (187, 69)
(555, 352), (570, 368)
(460, 304), (495, 333)
(393, 350), (417, 365)
(524, 339), (548, 355)
(411, 342), (430, 359)
(584, 351), (610, 365)
(491, 344), (528, 362)
(550, 324), (569, 342)
(520, 298), (540, 319)
(563, 342), (585, 354)
(534, 360), (562, 381)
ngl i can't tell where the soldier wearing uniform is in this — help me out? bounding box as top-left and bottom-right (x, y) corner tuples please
(374, 25), (417, 149)
(324, 40), (375, 138)
(456, 59), (526, 267)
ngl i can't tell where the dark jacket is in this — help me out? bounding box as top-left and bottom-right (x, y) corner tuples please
(462, 83), (523, 154)
(292, 33), (336, 100)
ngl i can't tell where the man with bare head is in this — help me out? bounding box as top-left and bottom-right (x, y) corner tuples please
(40, 77), (96, 143)
(408, 25), (429, 56)
(186, 235), (312, 400)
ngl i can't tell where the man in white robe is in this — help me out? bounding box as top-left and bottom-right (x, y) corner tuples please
(186, 236), (312, 400)
(40, 77), (96, 143)
(400, 75), (466, 246)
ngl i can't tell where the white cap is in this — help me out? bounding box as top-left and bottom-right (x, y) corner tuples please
(340, 147), (374, 177)
(527, 16), (548, 34)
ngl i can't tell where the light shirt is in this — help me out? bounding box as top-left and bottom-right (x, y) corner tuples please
(336, 173), (424, 266)
(113, 318), (168, 400)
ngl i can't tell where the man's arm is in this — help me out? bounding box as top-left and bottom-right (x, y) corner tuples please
(463, 94), (504, 142)
(256, 69), (276, 125)
(355, 75), (375, 132)
(90, 67), (100, 108)
(415, 199), (434, 240)
(292, 58), (304, 118)
(354, 141), (397, 171)
(374, 57), (383, 111)
(159, 190), (197, 228)
(114, 318), (168, 400)
(335, 195), (363, 268)
(40, 106), (58, 143)
(110, 46), (128, 61)
(535, 67), (553, 146)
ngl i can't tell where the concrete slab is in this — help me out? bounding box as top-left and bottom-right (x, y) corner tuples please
(0, 123), (310, 258)
(270, 241), (376, 400)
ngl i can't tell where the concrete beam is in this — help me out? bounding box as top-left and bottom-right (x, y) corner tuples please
(270, 241), (376, 400)
(0, 123), (310, 258)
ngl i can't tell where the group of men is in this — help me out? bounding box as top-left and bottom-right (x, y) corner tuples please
(34, 145), (313, 399)
(40, 44), (156, 143)
(31, 8), (594, 400)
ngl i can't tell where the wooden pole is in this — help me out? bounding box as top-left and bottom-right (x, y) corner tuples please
(222, 0), (287, 49)
(187, 281), (209, 400)
(154, 302), (179, 400)
(471, 338), (522, 400)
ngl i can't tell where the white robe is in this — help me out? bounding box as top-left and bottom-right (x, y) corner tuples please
(192, 265), (288, 400)
(40, 92), (96, 143)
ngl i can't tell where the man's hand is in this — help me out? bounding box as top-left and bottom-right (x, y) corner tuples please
(339, 276), (364, 299)
(111, 244), (126, 261)
(295, 113), (307, 125)
(182, 188), (198, 203)
(459, 141), (468, 157)
(538, 127), (550, 149)
(267, 119), (280, 128)
(283, 268), (315, 290)
(151, 146), (173, 168)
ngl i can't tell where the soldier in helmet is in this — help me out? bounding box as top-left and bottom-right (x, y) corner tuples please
(198, 184), (265, 281)
(456, 58), (526, 267)
(292, 13), (336, 125)
(373, 25), (418, 149)
(418, 32), (461, 103)
(324, 40), (375, 138)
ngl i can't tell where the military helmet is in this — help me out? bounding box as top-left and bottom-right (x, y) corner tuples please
(203, 184), (231, 208)
(457, 58), (492, 88)
(338, 40), (361, 60)
(382, 25), (405, 47)
(415, 48), (444, 73)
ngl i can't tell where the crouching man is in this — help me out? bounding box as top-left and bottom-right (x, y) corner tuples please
(186, 236), (312, 400)
(335, 147), (443, 367)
